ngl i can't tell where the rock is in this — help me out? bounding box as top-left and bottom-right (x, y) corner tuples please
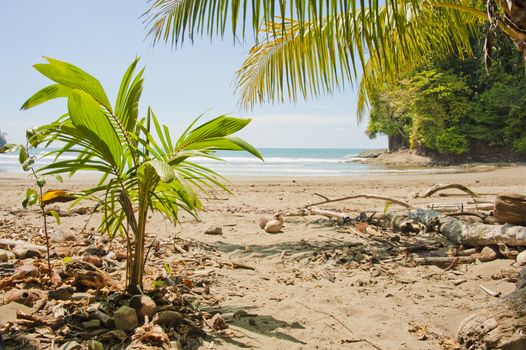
(130, 295), (157, 320)
(59, 341), (82, 350)
(258, 217), (270, 229)
(86, 340), (104, 350)
(50, 229), (77, 244)
(478, 246), (498, 262)
(264, 214), (284, 234)
(105, 252), (117, 260)
(82, 319), (101, 329)
(152, 310), (183, 326)
(0, 249), (15, 262)
(49, 286), (76, 300)
(204, 226), (222, 235)
(516, 250), (526, 267)
(114, 305), (138, 331)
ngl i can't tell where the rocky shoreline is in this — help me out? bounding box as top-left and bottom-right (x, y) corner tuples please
(354, 149), (522, 169)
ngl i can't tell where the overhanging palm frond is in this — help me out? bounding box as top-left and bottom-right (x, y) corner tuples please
(236, 2), (482, 115)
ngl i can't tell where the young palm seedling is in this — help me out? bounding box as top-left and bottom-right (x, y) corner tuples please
(21, 57), (262, 293)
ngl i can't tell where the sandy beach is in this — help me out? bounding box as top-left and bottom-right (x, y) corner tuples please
(0, 166), (524, 349)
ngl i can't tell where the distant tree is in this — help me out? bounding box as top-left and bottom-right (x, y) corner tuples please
(0, 130), (7, 147)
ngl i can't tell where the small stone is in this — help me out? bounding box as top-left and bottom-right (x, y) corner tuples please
(204, 226), (222, 235)
(152, 310), (183, 326)
(86, 340), (104, 350)
(50, 229), (77, 244)
(105, 252), (117, 260)
(49, 286), (75, 300)
(130, 295), (157, 319)
(516, 250), (526, 267)
(114, 305), (138, 331)
(264, 214), (284, 234)
(82, 319), (101, 329)
(479, 246), (498, 262)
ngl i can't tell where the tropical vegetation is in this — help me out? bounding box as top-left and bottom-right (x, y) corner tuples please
(20, 57), (261, 293)
(143, 1), (526, 114)
(367, 31), (526, 158)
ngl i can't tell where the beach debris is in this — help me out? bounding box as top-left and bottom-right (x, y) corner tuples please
(479, 284), (501, 297)
(204, 226), (222, 235)
(63, 261), (118, 289)
(408, 323), (429, 340)
(4, 289), (44, 306)
(130, 321), (171, 349)
(206, 313), (228, 330)
(412, 183), (478, 198)
(152, 310), (183, 326)
(494, 193), (526, 225)
(264, 214), (284, 233)
(86, 340), (104, 350)
(114, 305), (139, 331)
(306, 193), (413, 209)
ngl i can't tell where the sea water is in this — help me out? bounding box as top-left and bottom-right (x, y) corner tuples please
(0, 148), (438, 176)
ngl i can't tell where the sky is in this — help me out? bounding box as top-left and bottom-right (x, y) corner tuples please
(0, 1), (387, 149)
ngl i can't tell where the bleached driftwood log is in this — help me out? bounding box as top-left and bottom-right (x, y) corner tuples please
(306, 194), (412, 209)
(457, 267), (526, 349)
(494, 193), (526, 226)
(409, 209), (526, 247)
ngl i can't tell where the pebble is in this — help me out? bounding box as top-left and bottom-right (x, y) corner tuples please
(204, 226), (222, 235)
(479, 246), (498, 262)
(50, 229), (77, 243)
(12, 247), (41, 259)
(130, 294), (157, 319)
(82, 319), (101, 329)
(114, 305), (138, 331)
(516, 250), (526, 267)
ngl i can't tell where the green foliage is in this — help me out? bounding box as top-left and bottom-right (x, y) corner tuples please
(367, 32), (526, 157)
(23, 57), (261, 292)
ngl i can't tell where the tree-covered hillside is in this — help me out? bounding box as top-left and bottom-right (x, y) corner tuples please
(367, 33), (526, 160)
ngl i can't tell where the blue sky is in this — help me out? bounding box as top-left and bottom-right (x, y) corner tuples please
(0, 1), (387, 149)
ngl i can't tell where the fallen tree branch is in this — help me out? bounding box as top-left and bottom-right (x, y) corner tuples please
(410, 208), (526, 247)
(414, 183), (478, 198)
(306, 194), (412, 209)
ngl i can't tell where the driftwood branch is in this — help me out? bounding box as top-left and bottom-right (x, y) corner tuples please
(306, 194), (412, 209)
(414, 183), (478, 198)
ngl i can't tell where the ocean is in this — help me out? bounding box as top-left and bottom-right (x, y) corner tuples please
(0, 148), (432, 177)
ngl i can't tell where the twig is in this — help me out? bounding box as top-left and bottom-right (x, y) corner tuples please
(414, 183), (478, 198)
(220, 260), (255, 270)
(306, 194), (413, 209)
(446, 212), (487, 220)
(314, 192), (330, 201)
(343, 338), (384, 350)
(479, 284), (501, 297)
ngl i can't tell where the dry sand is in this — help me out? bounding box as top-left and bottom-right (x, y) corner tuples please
(0, 165), (524, 349)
